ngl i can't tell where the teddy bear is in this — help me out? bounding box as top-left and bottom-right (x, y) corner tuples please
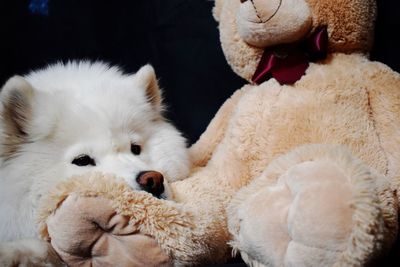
(37, 0), (400, 266)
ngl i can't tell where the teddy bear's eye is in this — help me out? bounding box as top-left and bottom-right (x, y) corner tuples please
(72, 155), (96, 166)
(131, 144), (141, 155)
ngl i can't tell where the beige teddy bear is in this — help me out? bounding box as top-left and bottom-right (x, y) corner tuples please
(38, 0), (400, 266)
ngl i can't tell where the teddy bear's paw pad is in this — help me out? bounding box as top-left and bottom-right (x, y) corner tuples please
(46, 193), (173, 267)
(231, 160), (355, 266)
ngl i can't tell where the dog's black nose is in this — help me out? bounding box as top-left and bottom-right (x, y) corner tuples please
(136, 171), (164, 197)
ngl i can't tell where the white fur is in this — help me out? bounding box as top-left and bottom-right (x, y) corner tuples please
(0, 239), (64, 266)
(0, 62), (189, 264)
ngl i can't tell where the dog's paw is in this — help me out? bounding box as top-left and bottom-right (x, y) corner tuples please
(0, 245), (18, 267)
(0, 239), (63, 267)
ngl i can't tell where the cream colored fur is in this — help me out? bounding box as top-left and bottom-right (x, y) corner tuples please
(237, 0), (312, 47)
(35, 0), (400, 266)
(37, 53), (400, 266)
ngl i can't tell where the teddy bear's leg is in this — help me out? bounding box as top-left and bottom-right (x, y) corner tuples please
(189, 89), (243, 167)
(228, 144), (397, 267)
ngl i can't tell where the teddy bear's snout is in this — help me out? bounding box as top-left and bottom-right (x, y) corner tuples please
(237, 0), (312, 48)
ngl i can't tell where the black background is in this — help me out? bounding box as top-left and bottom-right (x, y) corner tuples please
(0, 1), (399, 266)
(0, 0), (399, 145)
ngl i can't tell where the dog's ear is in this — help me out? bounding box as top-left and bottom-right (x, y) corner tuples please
(0, 76), (34, 138)
(135, 65), (162, 111)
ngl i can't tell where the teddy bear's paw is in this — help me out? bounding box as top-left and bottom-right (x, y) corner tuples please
(0, 239), (63, 267)
(228, 144), (390, 267)
(44, 193), (173, 267)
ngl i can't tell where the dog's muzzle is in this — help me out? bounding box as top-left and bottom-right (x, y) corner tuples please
(136, 171), (164, 198)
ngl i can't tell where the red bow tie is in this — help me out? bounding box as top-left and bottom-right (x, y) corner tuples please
(252, 26), (328, 85)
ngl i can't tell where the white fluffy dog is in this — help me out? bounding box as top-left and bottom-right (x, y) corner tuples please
(0, 62), (190, 265)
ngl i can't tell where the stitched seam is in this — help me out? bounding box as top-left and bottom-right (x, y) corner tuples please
(364, 87), (389, 176)
(249, 0), (263, 23)
(250, 0), (282, 24)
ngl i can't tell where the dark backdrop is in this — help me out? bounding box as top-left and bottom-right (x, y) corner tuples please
(0, 0), (399, 145)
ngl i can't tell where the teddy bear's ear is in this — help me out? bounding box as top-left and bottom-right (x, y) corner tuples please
(213, 0), (225, 22)
(134, 65), (162, 111)
(0, 76), (35, 158)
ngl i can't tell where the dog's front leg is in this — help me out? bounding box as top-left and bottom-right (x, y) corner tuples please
(0, 239), (65, 267)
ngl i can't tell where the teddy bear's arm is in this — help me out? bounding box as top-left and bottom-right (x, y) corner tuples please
(189, 89), (243, 167)
(38, 174), (175, 267)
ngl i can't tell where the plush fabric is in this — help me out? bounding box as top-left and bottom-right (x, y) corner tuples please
(37, 0), (400, 266)
(228, 145), (396, 266)
(215, 0), (377, 81)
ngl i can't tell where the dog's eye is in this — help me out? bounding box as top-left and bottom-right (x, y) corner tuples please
(71, 155), (96, 166)
(131, 144), (141, 155)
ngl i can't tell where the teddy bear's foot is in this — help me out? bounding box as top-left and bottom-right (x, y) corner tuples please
(228, 144), (397, 267)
